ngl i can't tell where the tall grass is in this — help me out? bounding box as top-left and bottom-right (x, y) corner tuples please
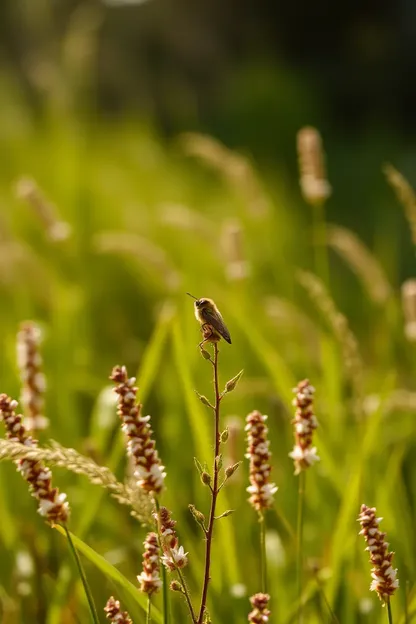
(0, 95), (414, 623)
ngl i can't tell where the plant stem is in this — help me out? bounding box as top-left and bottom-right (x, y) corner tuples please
(146, 596), (152, 624)
(312, 200), (329, 286)
(176, 567), (197, 623)
(197, 341), (221, 624)
(62, 524), (99, 624)
(387, 598), (393, 624)
(259, 512), (267, 593)
(296, 471), (306, 624)
(154, 498), (170, 624)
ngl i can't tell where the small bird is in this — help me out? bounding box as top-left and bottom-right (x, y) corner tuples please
(187, 293), (232, 347)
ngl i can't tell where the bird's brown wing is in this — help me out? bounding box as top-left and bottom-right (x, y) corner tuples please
(201, 308), (232, 344)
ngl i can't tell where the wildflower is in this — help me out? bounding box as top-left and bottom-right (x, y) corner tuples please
(289, 380), (319, 475)
(157, 506), (188, 571)
(248, 593), (271, 623)
(0, 394), (69, 524)
(110, 365), (166, 495)
(358, 504), (399, 603)
(297, 126), (331, 205)
(16, 321), (49, 432)
(104, 596), (132, 623)
(137, 532), (162, 596)
(245, 411), (278, 512)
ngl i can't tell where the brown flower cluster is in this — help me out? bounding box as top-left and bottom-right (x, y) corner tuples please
(358, 504), (399, 603)
(137, 532), (162, 595)
(110, 365), (166, 495)
(248, 593), (271, 623)
(104, 596), (132, 623)
(17, 321), (49, 432)
(245, 410), (277, 512)
(0, 394), (69, 524)
(289, 380), (319, 475)
(157, 506), (188, 571)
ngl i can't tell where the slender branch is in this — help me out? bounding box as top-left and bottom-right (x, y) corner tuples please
(197, 341), (221, 624)
(176, 567), (197, 623)
(296, 471), (306, 624)
(146, 596), (152, 624)
(259, 512), (267, 593)
(62, 524), (99, 624)
(387, 598), (393, 624)
(154, 498), (170, 624)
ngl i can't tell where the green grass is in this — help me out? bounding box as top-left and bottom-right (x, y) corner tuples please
(0, 97), (413, 623)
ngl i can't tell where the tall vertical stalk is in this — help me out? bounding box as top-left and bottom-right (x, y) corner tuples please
(146, 596), (152, 624)
(296, 471), (306, 624)
(197, 342), (221, 624)
(259, 513), (267, 593)
(154, 498), (170, 624)
(63, 524), (99, 624)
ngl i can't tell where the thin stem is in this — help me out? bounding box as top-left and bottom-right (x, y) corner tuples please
(62, 524), (99, 624)
(146, 596), (152, 624)
(259, 513), (267, 593)
(296, 471), (306, 624)
(176, 567), (197, 623)
(312, 200), (329, 286)
(154, 498), (170, 624)
(314, 571), (340, 624)
(197, 341), (221, 624)
(387, 598), (393, 624)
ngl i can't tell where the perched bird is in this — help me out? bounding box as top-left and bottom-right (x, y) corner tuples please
(187, 293), (232, 347)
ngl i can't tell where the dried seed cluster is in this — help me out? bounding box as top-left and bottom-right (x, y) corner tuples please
(297, 126), (331, 205)
(17, 321), (49, 432)
(0, 394), (69, 524)
(245, 410), (278, 512)
(110, 365), (166, 495)
(248, 593), (271, 623)
(358, 504), (399, 603)
(137, 532), (162, 596)
(104, 596), (133, 623)
(289, 380), (319, 475)
(157, 506), (188, 571)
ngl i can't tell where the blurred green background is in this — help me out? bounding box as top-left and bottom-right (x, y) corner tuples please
(1, 1), (416, 622)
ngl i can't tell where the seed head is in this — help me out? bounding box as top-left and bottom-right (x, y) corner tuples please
(401, 279), (416, 341)
(137, 532), (162, 596)
(297, 126), (331, 206)
(248, 593), (271, 623)
(110, 365), (166, 495)
(245, 411), (278, 512)
(289, 380), (319, 475)
(0, 394), (69, 524)
(104, 596), (132, 623)
(156, 506), (188, 571)
(358, 504), (399, 603)
(16, 321), (49, 433)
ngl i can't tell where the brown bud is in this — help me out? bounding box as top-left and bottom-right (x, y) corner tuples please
(224, 369), (244, 394)
(225, 461), (242, 479)
(189, 504), (206, 529)
(200, 348), (211, 360)
(170, 581), (183, 592)
(201, 471), (211, 486)
(220, 428), (229, 443)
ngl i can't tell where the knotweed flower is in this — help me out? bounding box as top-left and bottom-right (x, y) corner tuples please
(0, 394), (69, 524)
(248, 593), (271, 623)
(110, 365), (166, 495)
(17, 321), (49, 432)
(297, 126), (331, 206)
(245, 410), (278, 512)
(358, 504), (399, 603)
(137, 532), (162, 595)
(104, 596), (132, 623)
(289, 380), (319, 475)
(157, 506), (188, 571)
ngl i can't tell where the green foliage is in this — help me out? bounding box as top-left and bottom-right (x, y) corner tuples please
(0, 99), (414, 624)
